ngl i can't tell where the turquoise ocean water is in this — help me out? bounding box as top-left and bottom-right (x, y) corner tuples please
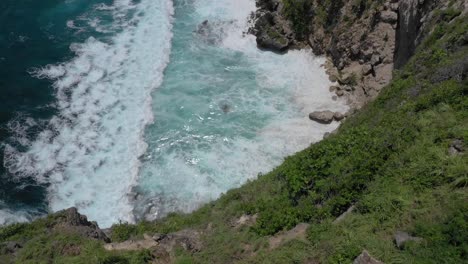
(0, 0), (347, 227)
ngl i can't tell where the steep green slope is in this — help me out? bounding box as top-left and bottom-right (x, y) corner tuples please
(1, 8), (467, 264)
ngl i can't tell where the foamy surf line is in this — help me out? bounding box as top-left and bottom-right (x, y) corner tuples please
(4, 0), (174, 228)
(134, 0), (348, 221)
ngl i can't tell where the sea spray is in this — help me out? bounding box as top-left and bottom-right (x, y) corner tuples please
(134, 0), (348, 221)
(4, 0), (174, 227)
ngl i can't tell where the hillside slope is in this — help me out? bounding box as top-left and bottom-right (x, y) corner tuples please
(1, 1), (467, 263)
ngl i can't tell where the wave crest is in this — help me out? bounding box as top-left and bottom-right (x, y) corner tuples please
(4, 0), (174, 228)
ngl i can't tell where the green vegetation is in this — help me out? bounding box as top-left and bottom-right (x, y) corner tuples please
(266, 28), (288, 45)
(1, 8), (467, 264)
(281, 0), (381, 36)
(282, 0), (312, 38)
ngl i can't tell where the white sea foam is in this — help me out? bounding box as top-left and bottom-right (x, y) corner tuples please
(135, 0), (348, 221)
(4, 0), (174, 227)
(0, 209), (30, 226)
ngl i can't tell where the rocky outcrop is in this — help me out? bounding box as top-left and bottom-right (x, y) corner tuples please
(394, 231), (423, 249)
(231, 214), (258, 229)
(394, 0), (467, 68)
(269, 223), (309, 249)
(250, 0), (299, 52)
(353, 250), (384, 264)
(252, 0), (466, 110)
(448, 139), (464, 156)
(105, 229), (202, 264)
(0, 241), (22, 255)
(51, 207), (110, 242)
(255, 12), (291, 52)
(333, 205), (355, 224)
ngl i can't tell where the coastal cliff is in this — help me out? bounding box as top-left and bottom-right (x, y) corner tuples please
(1, 1), (467, 263)
(253, 0), (467, 109)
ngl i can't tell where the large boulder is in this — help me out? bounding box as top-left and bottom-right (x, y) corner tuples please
(309, 111), (346, 124)
(309, 111), (335, 124)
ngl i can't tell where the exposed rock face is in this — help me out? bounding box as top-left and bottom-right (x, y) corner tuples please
(353, 250), (384, 264)
(394, 231), (423, 249)
(394, 0), (444, 68)
(255, 13), (291, 52)
(251, 0), (298, 52)
(0, 241), (22, 255)
(448, 139), (464, 156)
(231, 214), (258, 229)
(252, 0), (466, 110)
(269, 223), (309, 249)
(105, 229), (202, 263)
(52, 207), (110, 242)
(333, 205), (355, 224)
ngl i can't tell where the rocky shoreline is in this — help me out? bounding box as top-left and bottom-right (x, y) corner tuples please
(250, 0), (467, 118)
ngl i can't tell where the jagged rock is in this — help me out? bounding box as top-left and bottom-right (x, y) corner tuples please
(390, 3), (399, 12)
(379, 11), (398, 24)
(333, 205), (355, 223)
(254, 12), (290, 52)
(431, 57), (468, 83)
(329, 85), (339, 92)
(353, 250), (384, 264)
(371, 54), (382, 66)
(252, 0), (455, 111)
(338, 72), (357, 85)
(351, 44), (361, 57)
(269, 223), (309, 249)
(196, 20), (210, 36)
(329, 74), (339, 82)
(257, 0), (280, 12)
(309, 111), (335, 124)
(0, 241), (22, 254)
(231, 214), (258, 228)
(362, 64), (373, 75)
(53, 207), (110, 242)
(344, 85), (354, 92)
(394, 231), (423, 249)
(449, 139), (464, 156)
(361, 48), (374, 61)
(394, 0), (445, 68)
(104, 237), (159, 251)
(105, 229), (201, 256)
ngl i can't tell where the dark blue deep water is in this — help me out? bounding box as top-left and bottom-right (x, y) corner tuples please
(0, 0), (112, 222)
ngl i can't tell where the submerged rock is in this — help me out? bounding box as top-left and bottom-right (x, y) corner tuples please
(195, 20), (226, 45)
(220, 103), (231, 113)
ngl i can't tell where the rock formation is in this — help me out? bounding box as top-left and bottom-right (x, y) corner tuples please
(251, 0), (467, 110)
